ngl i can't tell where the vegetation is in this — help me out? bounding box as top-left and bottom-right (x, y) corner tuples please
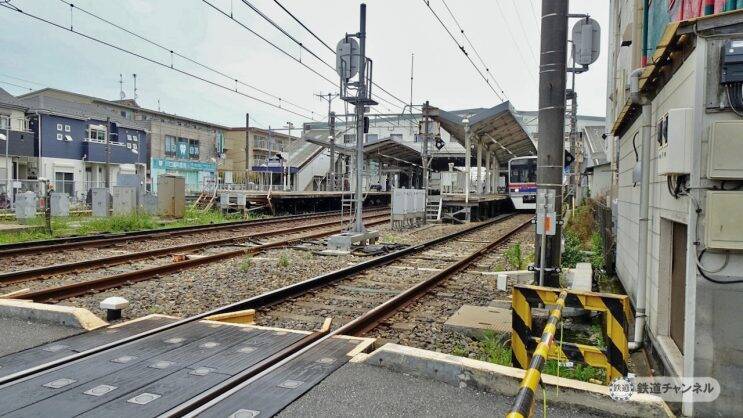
(0, 207), (246, 245)
(277, 252), (290, 268)
(238, 255), (253, 272)
(479, 332), (513, 366)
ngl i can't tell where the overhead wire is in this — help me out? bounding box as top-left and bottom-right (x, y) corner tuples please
(439, 0), (509, 101)
(492, 1), (538, 84)
(420, 0), (504, 101)
(57, 0), (317, 118)
(258, 0), (412, 111)
(509, 0), (541, 69)
(216, 0), (416, 125)
(0, 1), (315, 124)
(0, 79), (32, 91)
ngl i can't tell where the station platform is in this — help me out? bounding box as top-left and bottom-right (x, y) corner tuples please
(439, 193), (513, 221)
(216, 190), (391, 214)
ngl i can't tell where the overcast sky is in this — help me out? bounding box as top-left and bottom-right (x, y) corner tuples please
(0, 0), (609, 129)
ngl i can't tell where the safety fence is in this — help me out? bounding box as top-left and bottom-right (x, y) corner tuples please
(511, 284), (632, 380)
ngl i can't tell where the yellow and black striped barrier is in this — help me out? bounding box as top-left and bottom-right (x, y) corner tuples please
(506, 289), (568, 418)
(510, 284), (632, 383)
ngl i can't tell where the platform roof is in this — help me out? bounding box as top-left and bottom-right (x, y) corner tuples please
(364, 136), (422, 169)
(432, 101), (536, 165)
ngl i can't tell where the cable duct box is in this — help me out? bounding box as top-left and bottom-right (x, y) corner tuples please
(708, 120), (743, 179)
(656, 108), (693, 176)
(705, 191), (743, 250)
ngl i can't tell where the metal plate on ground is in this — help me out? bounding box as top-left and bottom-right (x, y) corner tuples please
(0, 324), (304, 417)
(196, 337), (359, 418)
(0, 315), (177, 379)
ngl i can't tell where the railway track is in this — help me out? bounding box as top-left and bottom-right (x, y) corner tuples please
(3, 212), (391, 302)
(0, 207), (387, 258)
(0, 213), (532, 417)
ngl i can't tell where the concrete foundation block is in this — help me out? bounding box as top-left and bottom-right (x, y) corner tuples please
(566, 263), (593, 292)
(443, 305), (511, 339)
(358, 343), (673, 417)
(0, 298), (107, 330)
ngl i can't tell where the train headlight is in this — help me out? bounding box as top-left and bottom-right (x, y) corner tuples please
(514, 188), (520, 193)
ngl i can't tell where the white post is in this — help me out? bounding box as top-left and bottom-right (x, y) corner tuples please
(463, 118), (471, 222)
(477, 138), (482, 196)
(485, 150), (491, 194)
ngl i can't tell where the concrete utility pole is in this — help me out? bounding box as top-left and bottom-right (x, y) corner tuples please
(105, 117), (111, 189)
(422, 101), (430, 223)
(535, 0), (569, 287)
(245, 113), (250, 185)
(463, 118), (471, 222)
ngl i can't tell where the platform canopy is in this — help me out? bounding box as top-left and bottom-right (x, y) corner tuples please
(432, 101), (536, 165)
(364, 135), (422, 168)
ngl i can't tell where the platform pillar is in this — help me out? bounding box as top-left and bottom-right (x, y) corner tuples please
(485, 150), (491, 194)
(476, 140), (483, 196)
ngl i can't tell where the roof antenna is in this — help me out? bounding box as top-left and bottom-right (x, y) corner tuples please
(119, 74), (125, 100)
(132, 73), (138, 100)
(157, 98), (161, 112)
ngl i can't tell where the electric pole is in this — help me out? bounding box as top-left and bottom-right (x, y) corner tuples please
(316, 92), (339, 190)
(353, 3), (368, 234)
(535, 0), (569, 287)
(245, 113), (250, 186)
(422, 100), (430, 224)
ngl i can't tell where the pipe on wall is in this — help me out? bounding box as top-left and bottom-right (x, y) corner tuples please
(629, 68), (651, 350)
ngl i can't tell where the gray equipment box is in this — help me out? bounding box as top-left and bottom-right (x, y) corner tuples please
(15, 191), (37, 221)
(142, 193), (158, 215)
(220, 192), (230, 209)
(236, 193), (246, 207)
(157, 174), (185, 218)
(50, 192), (70, 217)
(112, 186), (137, 216)
(91, 188), (110, 217)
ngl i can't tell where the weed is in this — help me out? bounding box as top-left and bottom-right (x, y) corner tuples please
(278, 253), (290, 268)
(561, 230), (586, 268)
(451, 344), (469, 358)
(479, 331), (512, 366)
(239, 255), (253, 272)
(543, 360), (605, 382)
(504, 243), (525, 270)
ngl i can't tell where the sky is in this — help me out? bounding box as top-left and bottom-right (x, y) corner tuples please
(0, 0), (609, 130)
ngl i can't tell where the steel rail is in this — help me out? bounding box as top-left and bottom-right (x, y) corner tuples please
(174, 214), (532, 416)
(0, 211), (390, 285)
(0, 213), (519, 387)
(14, 215), (391, 302)
(0, 208), (388, 257)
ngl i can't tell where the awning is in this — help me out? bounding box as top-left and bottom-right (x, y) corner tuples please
(363, 136), (422, 168)
(432, 101), (536, 165)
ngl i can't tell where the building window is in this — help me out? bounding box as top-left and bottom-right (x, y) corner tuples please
(390, 133), (403, 141)
(56, 133), (63, 141)
(367, 134), (379, 143)
(64, 124), (71, 132)
(127, 143), (132, 149)
(132, 143), (138, 151)
(0, 115), (9, 130)
(132, 135), (138, 142)
(54, 172), (74, 196)
(189, 139), (200, 159)
(56, 123), (63, 131)
(343, 134), (354, 144)
(127, 134), (133, 142)
(164, 135), (177, 157)
(64, 134), (73, 142)
(87, 125), (107, 142)
(177, 137), (189, 159)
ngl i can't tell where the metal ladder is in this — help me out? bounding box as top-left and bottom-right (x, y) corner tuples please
(426, 196), (442, 223)
(341, 192), (355, 231)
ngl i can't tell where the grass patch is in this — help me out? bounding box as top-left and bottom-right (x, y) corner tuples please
(503, 243), (534, 270)
(543, 360), (605, 382)
(238, 255), (254, 272)
(479, 332), (512, 366)
(277, 252), (290, 268)
(0, 207), (249, 245)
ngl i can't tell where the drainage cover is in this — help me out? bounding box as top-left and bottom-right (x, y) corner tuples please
(149, 361), (175, 369)
(229, 409), (260, 418)
(111, 355), (137, 364)
(127, 392), (162, 405)
(277, 379), (304, 389)
(43, 378), (76, 389)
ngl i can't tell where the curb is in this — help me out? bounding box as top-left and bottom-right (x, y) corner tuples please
(0, 298), (107, 330)
(355, 343), (673, 417)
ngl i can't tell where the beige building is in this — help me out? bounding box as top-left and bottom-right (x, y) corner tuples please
(221, 127), (299, 187)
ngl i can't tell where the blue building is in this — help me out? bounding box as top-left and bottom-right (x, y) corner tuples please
(18, 92), (148, 201)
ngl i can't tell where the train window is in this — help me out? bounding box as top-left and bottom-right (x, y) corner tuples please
(509, 159), (537, 183)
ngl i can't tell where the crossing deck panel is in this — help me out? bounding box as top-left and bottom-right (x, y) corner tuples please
(198, 337), (358, 418)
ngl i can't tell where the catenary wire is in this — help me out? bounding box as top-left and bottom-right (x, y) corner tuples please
(0, 1), (315, 123)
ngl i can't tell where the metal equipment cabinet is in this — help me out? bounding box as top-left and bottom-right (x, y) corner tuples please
(157, 174), (185, 218)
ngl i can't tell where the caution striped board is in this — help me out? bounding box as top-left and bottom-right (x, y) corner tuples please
(510, 284), (631, 383)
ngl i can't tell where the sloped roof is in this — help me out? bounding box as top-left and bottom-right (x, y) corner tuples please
(0, 88), (27, 110)
(432, 101), (536, 165)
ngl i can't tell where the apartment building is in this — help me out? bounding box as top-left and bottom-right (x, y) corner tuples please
(17, 88), (226, 195)
(606, 3), (743, 415)
(221, 126), (299, 187)
(0, 88), (35, 199)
